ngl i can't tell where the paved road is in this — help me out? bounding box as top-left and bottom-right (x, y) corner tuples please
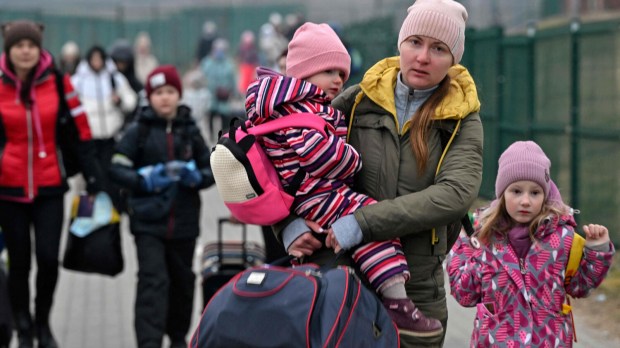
(7, 184), (619, 347)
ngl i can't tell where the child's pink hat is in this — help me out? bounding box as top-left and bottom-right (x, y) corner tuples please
(398, 0), (468, 64)
(495, 141), (551, 199)
(286, 22), (351, 82)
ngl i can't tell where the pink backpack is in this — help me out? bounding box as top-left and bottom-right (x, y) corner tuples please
(210, 113), (328, 225)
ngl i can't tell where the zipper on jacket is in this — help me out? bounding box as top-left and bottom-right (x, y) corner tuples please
(96, 74), (108, 136)
(519, 258), (527, 275)
(165, 120), (175, 239)
(26, 109), (34, 199)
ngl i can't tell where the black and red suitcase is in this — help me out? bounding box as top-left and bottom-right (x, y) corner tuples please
(200, 217), (265, 308)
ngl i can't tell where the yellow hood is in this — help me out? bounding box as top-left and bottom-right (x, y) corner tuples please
(358, 56), (481, 122)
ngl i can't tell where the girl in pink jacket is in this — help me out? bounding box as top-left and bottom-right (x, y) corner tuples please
(447, 141), (614, 347)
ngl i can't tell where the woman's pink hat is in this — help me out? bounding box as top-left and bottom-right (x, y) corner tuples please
(398, 0), (468, 64)
(286, 22), (351, 82)
(495, 141), (552, 199)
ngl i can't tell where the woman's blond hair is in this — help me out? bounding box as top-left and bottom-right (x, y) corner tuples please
(408, 75), (451, 174)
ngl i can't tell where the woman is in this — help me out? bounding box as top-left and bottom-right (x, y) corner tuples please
(71, 45), (137, 210)
(0, 20), (101, 348)
(200, 38), (236, 137)
(280, 0), (483, 346)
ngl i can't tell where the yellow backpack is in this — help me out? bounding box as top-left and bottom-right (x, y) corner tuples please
(563, 233), (586, 342)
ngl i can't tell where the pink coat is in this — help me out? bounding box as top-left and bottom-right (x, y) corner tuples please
(447, 214), (614, 347)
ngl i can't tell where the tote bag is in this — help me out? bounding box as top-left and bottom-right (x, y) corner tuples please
(63, 192), (124, 276)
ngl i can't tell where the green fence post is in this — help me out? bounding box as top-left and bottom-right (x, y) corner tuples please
(569, 19), (580, 213)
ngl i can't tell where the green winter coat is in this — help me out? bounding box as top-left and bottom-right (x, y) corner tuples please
(274, 57), (483, 347)
(333, 57), (483, 347)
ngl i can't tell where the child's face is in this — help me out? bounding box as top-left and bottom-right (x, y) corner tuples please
(504, 180), (545, 225)
(89, 52), (104, 72)
(150, 85), (180, 119)
(306, 69), (346, 100)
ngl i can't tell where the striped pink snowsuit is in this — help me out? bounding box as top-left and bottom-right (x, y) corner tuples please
(245, 68), (409, 290)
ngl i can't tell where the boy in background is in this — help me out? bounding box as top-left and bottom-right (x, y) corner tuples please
(110, 65), (214, 348)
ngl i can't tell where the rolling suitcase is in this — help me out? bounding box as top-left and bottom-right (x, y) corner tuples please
(200, 217), (265, 308)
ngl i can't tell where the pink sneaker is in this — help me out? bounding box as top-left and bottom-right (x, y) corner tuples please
(382, 298), (443, 338)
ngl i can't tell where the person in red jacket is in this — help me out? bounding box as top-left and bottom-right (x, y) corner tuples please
(0, 20), (101, 348)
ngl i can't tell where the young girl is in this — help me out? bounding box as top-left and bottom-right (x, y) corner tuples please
(109, 65), (214, 348)
(245, 22), (442, 337)
(447, 141), (614, 347)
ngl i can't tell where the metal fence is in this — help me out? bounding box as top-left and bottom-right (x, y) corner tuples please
(461, 16), (620, 242)
(1, 3), (619, 241)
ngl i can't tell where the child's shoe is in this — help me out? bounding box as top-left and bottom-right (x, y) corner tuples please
(382, 298), (443, 337)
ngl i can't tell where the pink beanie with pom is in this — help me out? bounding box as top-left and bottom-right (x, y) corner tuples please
(286, 22), (351, 82)
(495, 141), (551, 199)
(398, 0), (468, 64)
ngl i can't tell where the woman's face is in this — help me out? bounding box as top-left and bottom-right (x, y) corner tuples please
(399, 35), (453, 90)
(9, 39), (40, 75)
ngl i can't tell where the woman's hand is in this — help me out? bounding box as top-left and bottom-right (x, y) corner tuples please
(287, 220), (324, 258)
(325, 228), (342, 253)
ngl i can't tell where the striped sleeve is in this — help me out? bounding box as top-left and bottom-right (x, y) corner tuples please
(285, 127), (361, 181)
(61, 74), (92, 141)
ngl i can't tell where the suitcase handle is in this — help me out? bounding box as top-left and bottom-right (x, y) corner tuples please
(217, 217), (248, 265)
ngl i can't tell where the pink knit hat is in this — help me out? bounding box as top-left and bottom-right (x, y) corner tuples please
(398, 0), (468, 64)
(286, 22), (351, 82)
(495, 141), (551, 199)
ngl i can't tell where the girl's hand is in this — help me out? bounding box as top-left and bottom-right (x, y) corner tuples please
(583, 224), (610, 246)
(287, 220), (324, 258)
(325, 228), (342, 253)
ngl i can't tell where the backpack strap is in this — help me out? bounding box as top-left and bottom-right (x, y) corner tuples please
(562, 232), (585, 343)
(134, 121), (150, 163)
(110, 72), (117, 91)
(245, 113), (329, 138)
(232, 113), (330, 196)
(437, 121), (474, 238)
(53, 69), (70, 122)
(564, 233), (585, 286)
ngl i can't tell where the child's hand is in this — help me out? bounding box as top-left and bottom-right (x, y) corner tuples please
(325, 228), (342, 253)
(583, 224), (610, 247)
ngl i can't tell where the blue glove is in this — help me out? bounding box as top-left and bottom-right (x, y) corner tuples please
(138, 163), (173, 192)
(179, 160), (202, 188)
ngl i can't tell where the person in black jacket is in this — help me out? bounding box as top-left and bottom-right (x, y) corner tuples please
(109, 65), (214, 348)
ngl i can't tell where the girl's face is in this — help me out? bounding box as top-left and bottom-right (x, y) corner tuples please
(399, 35), (453, 90)
(89, 52), (104, 72)
(306, 69), (345, 100)
(504, 180), (545, 225)
(9, 39), (40, 76)
(149, 85), (180, 119)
